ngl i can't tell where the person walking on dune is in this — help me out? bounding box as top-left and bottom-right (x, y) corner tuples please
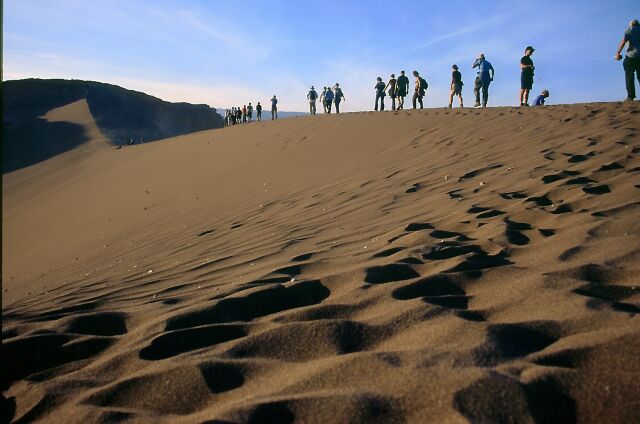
(271, 95), (278, 120)
(449, 65), (464, 108)
(242, 105), (247, 123)
(307, 86), (318, 115)
(256, 102), (262, 121)
(615, 19), (640, 101)
(520, 46), (536, 106)
(386, 74), (397, 110)
(320, 87), (327, 113)
(472, 53), (494, 108)
(396, 71), (409, 110)
(236, 107), (242, 124)
(247, 103), (254, 122)
(412, 70), (427, 109)
(374, 77), (386, 111)
(324, 87), (334, 113)
(333, 84), (345, 113)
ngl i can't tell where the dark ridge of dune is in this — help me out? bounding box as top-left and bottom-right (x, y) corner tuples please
(2, 101), (640, 423)
(2, 78), (224, 172)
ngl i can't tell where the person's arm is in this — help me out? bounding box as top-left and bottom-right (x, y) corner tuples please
(489, 65), (495, 81)
(472, 59), (480, 68)
(615, 37), (627, 60)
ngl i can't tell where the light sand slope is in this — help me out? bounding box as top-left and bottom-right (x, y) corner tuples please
(2, 103), (640, 423)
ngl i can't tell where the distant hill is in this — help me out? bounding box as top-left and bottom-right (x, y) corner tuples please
(2, 79), (224, 172)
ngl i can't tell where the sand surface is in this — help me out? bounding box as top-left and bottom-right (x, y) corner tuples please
(3, 102), (640, 423)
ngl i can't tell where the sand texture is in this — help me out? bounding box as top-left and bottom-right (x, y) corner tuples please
(3, 102), (640, 423)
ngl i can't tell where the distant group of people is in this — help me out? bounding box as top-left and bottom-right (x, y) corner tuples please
(224, 95), (281, 126)
(306, 85), (345, 114)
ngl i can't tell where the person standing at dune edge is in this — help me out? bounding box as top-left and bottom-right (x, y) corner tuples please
(412, 70), (427, 109)
(242, 105), (247, 123)
(320, 87), (327, 113)
(333, 84), (345, 113)
(247, 103), (253, 122)
(449, 65), (464, 108)
(270, 95), (278, 120)
(374, 77), (386, 111)
(324, 87), (334, 113)
(615, 20), (640, 101)
(307, 86), (318, 115)
(520, 46), (536, 106)
(396, 71), (409, 110)
(472, 53), (494, 108)
(256, 102), (262, 121)
(386, 74), (397, 110)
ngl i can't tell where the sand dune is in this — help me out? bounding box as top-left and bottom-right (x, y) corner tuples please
(2, 103), (640, 423)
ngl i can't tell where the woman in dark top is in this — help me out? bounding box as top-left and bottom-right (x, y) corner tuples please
(520, 46), (535, 106)
(449, 64), (464, 108)
(386, 74), (397, 110)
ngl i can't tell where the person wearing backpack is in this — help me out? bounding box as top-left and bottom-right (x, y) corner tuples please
(247, 103), (254, 122)
(386, 73), (397, 110)
(396, 71), (410, 110)
(412, 70), (427, 109)
(333, 83), (345, 113)
(270, 95), (278, 120)
(307, 86), (318, 115)
(374, 77), (386, 111)
(324, 88), (334, 113)
(256, 102), (262, 121)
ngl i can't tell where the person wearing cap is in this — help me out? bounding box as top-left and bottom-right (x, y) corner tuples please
(520, 46), (536, 106)
(270, 95), (278, 120)
(396, 71), (410, 110)
(386, 74), (397, 110)
(449, 65), (464, 108)
(307, 86), (318, 115)
(472, 54), (494, 107)
(534, 90), (550, 106)
(374, 77), (386, 111)
(333, 83), (345, 113)
(615, 20), (640, 101)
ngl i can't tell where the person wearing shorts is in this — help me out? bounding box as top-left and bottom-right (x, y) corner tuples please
(449, 65), (463, 108)
(386, 74), (397, 110)
(396, 71), (409, 110)
(520, 46), (535, 106)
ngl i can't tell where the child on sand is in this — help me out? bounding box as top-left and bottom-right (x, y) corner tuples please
(449, 65), (463, 108)
(535, 90), (550, 106)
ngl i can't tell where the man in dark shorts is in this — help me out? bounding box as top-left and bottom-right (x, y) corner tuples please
(472, 54), (494, 107)
(615, 20), (640, 101)
(520, 46), (535, 106)
(374, 77), (386, 111)
(449, 65), (463, 108)
(396, 71), (410, 110)
(386, 74), (397, 110)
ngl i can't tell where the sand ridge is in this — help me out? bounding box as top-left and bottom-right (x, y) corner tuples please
(2, 102), (640, 423)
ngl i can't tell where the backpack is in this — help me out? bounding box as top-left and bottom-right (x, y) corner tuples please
(335, 88), (343, 99)
(309, 90), (317, 100)
(419, 77), (428, 91)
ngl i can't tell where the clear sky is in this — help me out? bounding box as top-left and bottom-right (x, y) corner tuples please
(3, 0), (638, 111)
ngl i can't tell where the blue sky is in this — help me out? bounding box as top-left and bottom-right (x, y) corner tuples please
(3, 0), (638, 111)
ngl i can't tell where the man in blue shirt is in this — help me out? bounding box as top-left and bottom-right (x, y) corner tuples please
(616, 19), (640, 101)
(472, 54), (494, 108)
(270, 95), (278, 120)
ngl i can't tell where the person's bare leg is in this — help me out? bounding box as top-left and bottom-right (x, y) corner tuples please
(524, 89), (530, 105)
(449, 91), (454, 108)
(519, 89), (525, 105)
(458, 94), (464, 108)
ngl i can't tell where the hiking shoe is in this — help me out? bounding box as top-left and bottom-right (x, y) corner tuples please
(624, 97), (635, 102)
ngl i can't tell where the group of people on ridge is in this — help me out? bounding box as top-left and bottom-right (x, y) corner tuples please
(371, 46), (549, 111)
(306, 85), (346, 115)
(224, 95), (280, 127)
(224, 20), (639, 127)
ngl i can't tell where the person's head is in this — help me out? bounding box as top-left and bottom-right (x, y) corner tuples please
(412, 70), (419, 77)
(400, 70), (405, 75)
(452, 64), (458, 70)
(391, 73), (395, 78)
(377, 77), (382, 82)
(249, 102), (252, 105)
(478, 53), (485, 60)
(335, 83), (339, 87)
(311, 86), (315, 90)
(542, 90), (550, 98)
(630, 20), (639, 27)
(525, 46), (535, 55)
(257, 102), (260, 105)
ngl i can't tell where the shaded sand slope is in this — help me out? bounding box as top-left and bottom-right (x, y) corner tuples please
(3, 103), (640, 423)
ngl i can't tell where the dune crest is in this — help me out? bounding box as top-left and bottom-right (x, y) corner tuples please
(3, 103), (640, 423)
